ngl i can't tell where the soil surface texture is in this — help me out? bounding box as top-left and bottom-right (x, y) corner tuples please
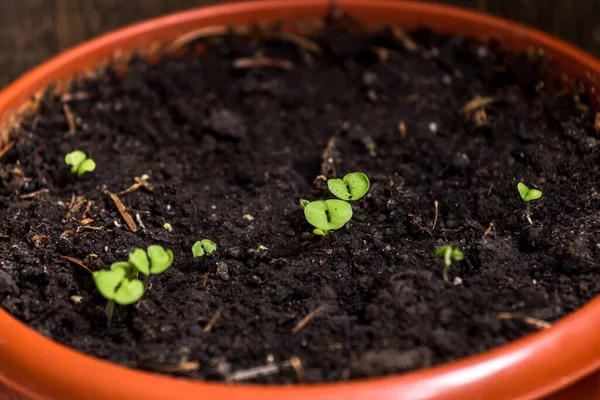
(1, 21), (599, 384)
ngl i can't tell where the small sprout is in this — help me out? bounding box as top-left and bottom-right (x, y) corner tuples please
(435, 245), (464, 281)
(93, 261), (145, 326)
(257, 245), (267, 252)
(192, 239), (217, 258)
(327, 172), (370, 201)
(517, 182), (542, 224)
(65, 150), (96, 177)
(163, 223), (173, 232)
(128, 246), (174, 287)
(304, 199), (353, 236)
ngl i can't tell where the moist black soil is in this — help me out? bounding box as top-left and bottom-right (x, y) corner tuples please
(1, 22), (599, 384)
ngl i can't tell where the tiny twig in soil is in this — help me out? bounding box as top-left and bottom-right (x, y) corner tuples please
(31, 233), (48, 248)
(320, 136), (341, 179)
(595, 112), (600, 135)
(80, 218), (94, 225)
(203, 308), (222, 333)
(0, 233), (11, 239)
(292, 305), (324, 335)
(233, 57), (294, 71)
(398, 120), (407, 138)
(105, 191), (137, 232)
(483, 222), (494, 237)
(63, 196), (86, 221)
(82, 200), (93, 219)
(63, 104), (76, 134)
(119, 176), (153, 195)
(391, 26), (420, 52)
(61, 92), (90, 102)
(167, 25), (246, 52)
(226, 360), (289, 382)
(150, 361), (199, 373)
(496, 312), (552, 330)
(81, 225), (107, 231)
(0, 140), (16, 160)
(201, 273), (209, 287)
(58, 255), (93, 274)
(19, 188), (49, 199)
(289, 356), (306, 382)
(431, 200), (439, 232)
(460, 96), (496, 116)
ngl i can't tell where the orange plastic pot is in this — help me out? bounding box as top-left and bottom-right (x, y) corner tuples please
(1, 1), (600, 399)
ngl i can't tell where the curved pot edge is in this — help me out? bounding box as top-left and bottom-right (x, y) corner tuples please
(0, 1), (599, 399)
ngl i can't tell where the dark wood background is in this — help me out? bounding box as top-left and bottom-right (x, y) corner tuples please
(0, 0), (599, 88)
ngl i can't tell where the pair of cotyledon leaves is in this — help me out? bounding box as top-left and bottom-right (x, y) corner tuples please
(304, 172), (370, 232)
(93, 245), (173, 305)
(65, 150), (96, 177)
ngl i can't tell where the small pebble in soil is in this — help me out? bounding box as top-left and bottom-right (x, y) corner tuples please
(216, 262), (230, 281)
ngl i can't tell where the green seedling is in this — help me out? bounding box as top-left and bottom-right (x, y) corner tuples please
(93, 261), (144, 326)
(301, 172), (370, 236)
(435, 245), (464, 281)
(192, 239), (217, 258)
(65, 150), (96, 177)
(327, 172), (370, 201)
(517, 182), (542, 224)
(163, 223), (173, 232)
(304, 199), (353, 236)
(129, 245), (174, 287)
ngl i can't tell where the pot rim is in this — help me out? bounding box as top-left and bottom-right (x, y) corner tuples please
(1, 1), (599, 399)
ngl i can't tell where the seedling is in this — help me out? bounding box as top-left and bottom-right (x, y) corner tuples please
(301, 172), (370, 236)
(192, 239), (217, 258)
(163, 223), (173, 232)
(304, 199), (353, 236)
(517, 182), (542, 224)
(65, 150), (96, 177)
(128, 245), (174, 287)
(93, 261), (144, 326)
(327, 172), (370, 201)
(435, 244), (464, 281)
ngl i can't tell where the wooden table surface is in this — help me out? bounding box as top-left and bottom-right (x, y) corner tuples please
(0, 0), (598, 88)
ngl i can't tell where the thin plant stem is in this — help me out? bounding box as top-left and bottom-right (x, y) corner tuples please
(443, 247), (452, 281)
(143, 274), (149, 289)
(105, 300), (115, 327)
(526, 201), (533, 224)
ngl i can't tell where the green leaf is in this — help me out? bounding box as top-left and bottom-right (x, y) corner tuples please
(129, 248), (150, 276)
(147, 245), (174, 274)
(77, 159), (96, 177)
(304, 199), (353, 231)
(65, 150), (86, 174)
(524, 188), (542, 202)
(192, 241), (205, 258)
(517, 182), (529, 201)
(328, 172), (370, 201)
(93, 268), (126, 300)
(435, 245), (450, 257)
(452, 248), (464, 261)
(192, 240), (217, 258)
(113, 278), (145, 305)
(200, 239), (217, 256)
(110, 261), (135, 278)
(299, 199), (310, 210)
(313, 228), (327, 236)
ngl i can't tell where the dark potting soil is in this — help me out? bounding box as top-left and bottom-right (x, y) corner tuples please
(1, 22), (599, 384)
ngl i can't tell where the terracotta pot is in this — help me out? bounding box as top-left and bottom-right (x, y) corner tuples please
(1, 1), (599, 399)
